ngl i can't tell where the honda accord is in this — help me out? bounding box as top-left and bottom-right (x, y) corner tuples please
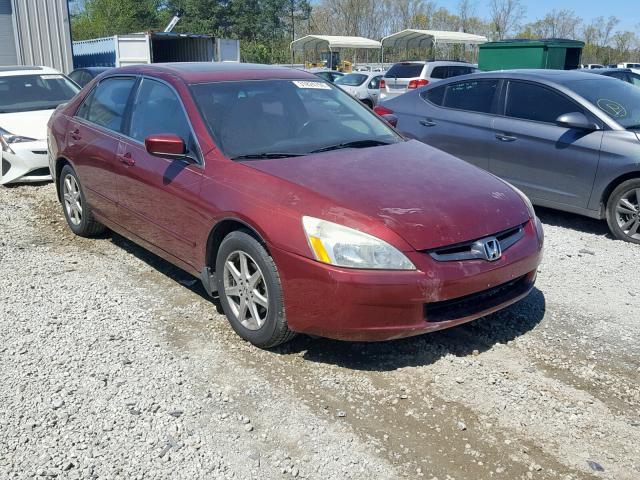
(48, 63), (543, 348)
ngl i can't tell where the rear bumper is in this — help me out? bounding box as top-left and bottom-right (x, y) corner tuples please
(271, 219), (543, 341)
(1, 140), (51, 185)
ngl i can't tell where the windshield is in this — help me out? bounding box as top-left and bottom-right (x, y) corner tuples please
(0, 74), (80, 113)
(190, 79), (401, 159)
(335, 74), (368, 86)
(565, 78), (640, 129)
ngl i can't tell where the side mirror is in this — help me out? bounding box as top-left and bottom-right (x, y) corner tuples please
(144, 134), (187, 158)
(555, 112), (599, 131)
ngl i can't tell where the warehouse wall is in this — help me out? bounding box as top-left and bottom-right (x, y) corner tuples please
(0, 0), (19, 65)
(7, 0), (73, 72)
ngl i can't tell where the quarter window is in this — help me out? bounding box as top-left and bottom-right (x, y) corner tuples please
(129, 78), (193, 145)
(505, 81), (581, 124)
(78, 77), (136, 133)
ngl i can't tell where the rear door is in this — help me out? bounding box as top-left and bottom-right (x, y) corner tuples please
(490, 80), (603, 208)
(66, 76), (137, 221)
(399, 78), (500, 170)
(115, 77), (205, 267)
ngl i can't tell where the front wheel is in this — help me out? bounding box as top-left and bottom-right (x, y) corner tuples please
(215, 230), (295, 348)
(59, 165), (105, 237)
(606, 178), (640, 244)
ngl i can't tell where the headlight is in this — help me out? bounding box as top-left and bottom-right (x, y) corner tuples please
(510, 185), (535, 218)
(302, 216), (415, 270)
(0, 127), (37, 153)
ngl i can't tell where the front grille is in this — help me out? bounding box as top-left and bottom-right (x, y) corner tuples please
(424, 274), (531, 323)
(428, 223), (526, 262)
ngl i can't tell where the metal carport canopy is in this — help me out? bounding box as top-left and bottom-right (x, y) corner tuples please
(291, 35), (382, 53)
(381, 29), (487, 49)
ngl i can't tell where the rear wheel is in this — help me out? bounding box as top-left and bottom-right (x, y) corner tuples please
(215, 230), (295, 348)
(606, 178), (640, 244)
(59, 165), (105, 237)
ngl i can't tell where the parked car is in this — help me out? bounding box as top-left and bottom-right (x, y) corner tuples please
(68, 67), (112, 88)
(582, 67), (640, 86)
(618, 62), (640, 73)
(376, 69), (640, 243)
(1, 66), (80, 185)
(48, 63), (543, 348)
(334, 71), (384, 107)
(309, 69), (344, 83)
(580, 64), (604, 69)
(379, 60), (477, 101)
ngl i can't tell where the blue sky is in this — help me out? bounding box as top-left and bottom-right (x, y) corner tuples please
(437, 0), (639, 31)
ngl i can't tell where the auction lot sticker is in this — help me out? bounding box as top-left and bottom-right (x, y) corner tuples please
(293, 80), (332, 89)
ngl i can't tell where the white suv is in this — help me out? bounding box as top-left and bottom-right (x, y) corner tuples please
(1, 66), (79, 185)
(379, 61), (477, 101)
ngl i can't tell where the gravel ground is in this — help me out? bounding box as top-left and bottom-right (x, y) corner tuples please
(0, 182), (639, 480)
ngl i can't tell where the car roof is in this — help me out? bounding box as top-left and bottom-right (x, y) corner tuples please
(74, 67), (112, 74)
(580, 67), (633, 74)
(468, 69), (610, 83)
(391, 60), (473, 66)
(0, 65), (61, 77)
(112, 62), (315, 84)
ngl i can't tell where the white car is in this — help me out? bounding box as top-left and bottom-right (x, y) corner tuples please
(334, 71), (384, 108)
(0, 66), (79, 185)
(617, 62), (640, 74)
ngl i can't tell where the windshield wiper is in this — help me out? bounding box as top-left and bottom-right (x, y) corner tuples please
(231, 152), (307, 160)
(309, 139), (393, 154)
(626, 124), (640, 130)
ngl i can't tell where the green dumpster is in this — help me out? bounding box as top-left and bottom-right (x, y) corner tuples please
(478, 39), (584, 71)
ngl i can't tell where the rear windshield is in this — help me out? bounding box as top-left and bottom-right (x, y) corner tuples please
(385, 63), (424, 79)
(190, 79), (400, 159)
(0, 74), (79, 113)
(335, 74), (368, 86)
(564, 78), (640, 129)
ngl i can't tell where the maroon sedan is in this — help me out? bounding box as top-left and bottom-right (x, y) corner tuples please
(48, 63), (543, 348)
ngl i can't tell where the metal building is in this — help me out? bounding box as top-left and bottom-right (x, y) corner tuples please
(0, 0), (74, 72)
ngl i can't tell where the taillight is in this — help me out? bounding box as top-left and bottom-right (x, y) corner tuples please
(379, 79), (386, 89)
(407, 79), (429, 89)
(373, 105), (393, 116)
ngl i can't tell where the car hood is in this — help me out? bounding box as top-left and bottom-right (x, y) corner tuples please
(244, 140), (530, 251)
(0, 109), (54, 140)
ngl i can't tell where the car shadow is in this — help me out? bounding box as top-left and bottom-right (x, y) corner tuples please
(534, 206), (611, 237)
(106, 231), (546, 371)
(272, 288), (546, 371)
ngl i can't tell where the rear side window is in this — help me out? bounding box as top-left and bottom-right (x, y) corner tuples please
(505, 81), (581, 124)
(421, 85), (446, 106)
(441, 79), (499, 113)
(448, 66), (475, 77)
(129, 78), (192, 145)
(629, 73), (640, 87)
(78, 77), (136, 133)
(385, 63), (424, 78)
(430, 66), (448, 79)
(368, 76), (381, 89)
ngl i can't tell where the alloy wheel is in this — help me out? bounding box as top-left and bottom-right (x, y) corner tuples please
(222, 250), (269, 331)
(616, 188), (640, 240)
(63, 174), (82, 226)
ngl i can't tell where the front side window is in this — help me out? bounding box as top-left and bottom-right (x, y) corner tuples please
(505, 81), (580, 124)
(78, 77), (136, 133)
(129, 78), (192, 146)
(190, 79), (401, 159)
(441, 79), (499, 114)
(0, 74), (79, 113)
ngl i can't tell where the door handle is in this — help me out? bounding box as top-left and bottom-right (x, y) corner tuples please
(419, 119), (437, 127)
(496, 133), (517, 142)
(70, 129), (81, 141)
(118, 152), (135, 166)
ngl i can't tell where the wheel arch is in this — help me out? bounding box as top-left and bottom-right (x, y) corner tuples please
(205, 217), (270, 271)
(600, 171), (640, 217)
(54, 156), (74, 201)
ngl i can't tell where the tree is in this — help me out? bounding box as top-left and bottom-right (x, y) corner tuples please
(488, 0), (525, 40)
(71, 0), (164, 40)
(519, 9), (581, 40)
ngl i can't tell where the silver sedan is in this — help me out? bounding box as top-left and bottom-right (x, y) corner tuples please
(334, 72), (384, 108)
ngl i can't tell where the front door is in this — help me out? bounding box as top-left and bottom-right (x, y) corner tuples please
(115, 77), (205, 267)
(490, 80), (603, 209)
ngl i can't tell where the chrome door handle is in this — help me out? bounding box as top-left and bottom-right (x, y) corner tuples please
(70, 129), (81, 141)
(118, 152), (135, 166)
(496, 133), (517, 142)
(419, 119), (437, 127)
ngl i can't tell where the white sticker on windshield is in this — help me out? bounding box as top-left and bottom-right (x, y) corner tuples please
(41, 74), (63, 80)
(293, 80), (331, 90)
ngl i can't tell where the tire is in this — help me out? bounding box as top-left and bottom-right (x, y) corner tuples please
(215, 230), (295, 348)
(606, 178), (640, 244)
(59, 165), (106, 237)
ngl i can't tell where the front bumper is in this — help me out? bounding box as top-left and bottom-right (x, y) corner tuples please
(271, 219), (543, 341)
(1, 140), (51, 185)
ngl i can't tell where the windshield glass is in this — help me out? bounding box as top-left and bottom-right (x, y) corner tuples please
(565, 78), (640, 129)
(335, 74), (368, 86)
(190, 79), (401, 159)
(0, 74), (80, 113)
